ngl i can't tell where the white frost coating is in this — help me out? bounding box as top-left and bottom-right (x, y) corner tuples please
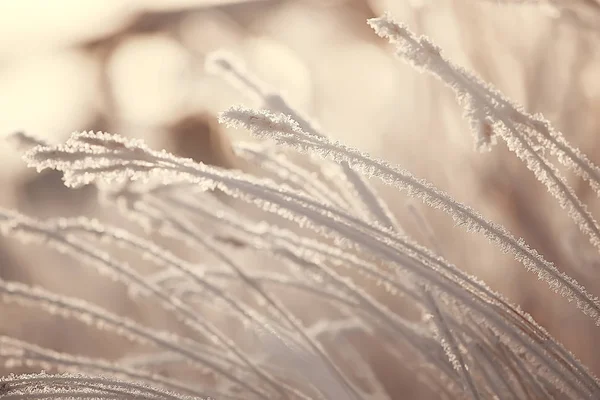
(368, 12), (600, 257)
(207, 51), (402, 232)
(219, 106), (600, 328)
(5, 10), (600, 400)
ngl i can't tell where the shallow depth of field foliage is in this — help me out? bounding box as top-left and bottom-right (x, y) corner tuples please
(2, 1), (600, 399)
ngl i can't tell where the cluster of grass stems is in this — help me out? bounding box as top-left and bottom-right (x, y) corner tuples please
(1, 10), (600, 400)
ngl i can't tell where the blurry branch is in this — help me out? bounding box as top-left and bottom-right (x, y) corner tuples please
(142, 0), (277, 12)
(77, 0), (281, 54)
(6, 132), (50, 150)
(165, 113), (243, 170)
(67, 0), (282, 143)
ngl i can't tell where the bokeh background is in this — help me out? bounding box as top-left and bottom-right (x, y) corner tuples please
(2, 0), (600, 395)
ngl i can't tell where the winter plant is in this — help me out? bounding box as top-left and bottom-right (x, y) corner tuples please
(1, 10), (600, 400)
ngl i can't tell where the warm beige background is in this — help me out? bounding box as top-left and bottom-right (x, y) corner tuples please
(2, 0), (600, 395)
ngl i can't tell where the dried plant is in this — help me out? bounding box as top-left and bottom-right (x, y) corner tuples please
(2, 8), (600, 400)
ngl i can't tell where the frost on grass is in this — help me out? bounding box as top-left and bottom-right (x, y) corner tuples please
(368, 12), (600, 256)
(2, 9), (600, 400)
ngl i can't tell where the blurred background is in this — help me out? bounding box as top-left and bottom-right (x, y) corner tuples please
(2, 0), (600, 391)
